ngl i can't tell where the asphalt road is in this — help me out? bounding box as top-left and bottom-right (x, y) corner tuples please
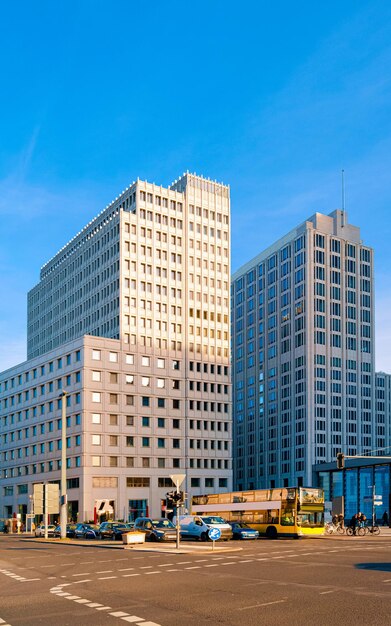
(0, 534), (390, 626)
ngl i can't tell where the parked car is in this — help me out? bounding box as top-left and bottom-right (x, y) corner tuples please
(34, 524), (56, 537)
(229, 522), (259, 540)
(99, 522), (129, 540)
(176, 515), (233, 541)
(74, 523), (100, 539)
(133, 517), (177, 542)
(53, 523), (77, 538)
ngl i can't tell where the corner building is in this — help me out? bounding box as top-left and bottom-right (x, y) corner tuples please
(1, 173), (232, 522)
(232, 210), (377, 489)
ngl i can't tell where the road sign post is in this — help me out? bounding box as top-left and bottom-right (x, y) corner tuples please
(170, 474), (186, 549)
(208, 527), (221, 551)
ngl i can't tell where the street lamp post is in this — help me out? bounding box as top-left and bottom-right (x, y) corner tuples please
(60, 391), (67, 539)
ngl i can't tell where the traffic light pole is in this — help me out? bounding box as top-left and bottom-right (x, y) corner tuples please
(175, 480), (180, 550)
(60, 392), (67, 539)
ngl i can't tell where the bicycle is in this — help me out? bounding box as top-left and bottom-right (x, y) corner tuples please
(362, 524), (380, 536)
(325, 522), (345, 535)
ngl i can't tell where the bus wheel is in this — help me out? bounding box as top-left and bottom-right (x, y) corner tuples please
(266, 526), (278, 539)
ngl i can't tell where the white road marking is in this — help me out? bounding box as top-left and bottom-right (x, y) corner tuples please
(185, 566), (201, 570)
(121, 617), (144, 623)
(98, 576), (117, 580)
(110, 612), (129, 618)
(74, 598), (91, 604)
(320, 590), (337, 595)
(72, 572), (91, 577)
(239, 599), (287, 610)
(119, 567), (135, 571)
(145, 571), (161, 575)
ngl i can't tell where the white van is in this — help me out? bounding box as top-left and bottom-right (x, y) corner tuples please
(176, 515), (233, 541)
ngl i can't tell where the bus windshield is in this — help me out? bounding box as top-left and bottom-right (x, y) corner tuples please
(297, 512), (324, 528)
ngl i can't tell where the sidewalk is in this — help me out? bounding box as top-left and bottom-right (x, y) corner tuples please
(16, 536), (243, 554)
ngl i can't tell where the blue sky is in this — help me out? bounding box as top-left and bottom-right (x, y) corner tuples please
(1, 1), (391, 371)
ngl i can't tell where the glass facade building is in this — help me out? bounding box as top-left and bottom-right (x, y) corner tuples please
(316, 459), (390, 524)
(231, 210), (381, 489)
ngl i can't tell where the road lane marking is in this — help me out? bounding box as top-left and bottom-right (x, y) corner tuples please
(121, 617), (144, 623)
(72, 572), (90, 577)
(110, 611), (129, 617)
(98, 576), (117, 580)
(158, 563), (173, 567)
(185, 566), (201, 570)
(96, 606), (112, 610)
(74, 598), (91, 604)
(145, 571), (161, 575)
(119, 568), (135, 571)
(319, 590), (337, 595)
(239, 599), (287, 610)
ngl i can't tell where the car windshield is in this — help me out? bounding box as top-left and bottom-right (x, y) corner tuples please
(113, 523), (126, 528)
(151, 519), (175, 529)
(201, 517), (226, 525)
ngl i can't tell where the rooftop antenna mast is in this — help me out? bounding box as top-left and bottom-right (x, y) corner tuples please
(341, 169), (346, 226)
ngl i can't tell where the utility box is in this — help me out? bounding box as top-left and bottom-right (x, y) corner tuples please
(123, 532), (145, 546)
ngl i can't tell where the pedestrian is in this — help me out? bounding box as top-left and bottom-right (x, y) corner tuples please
(382, 511), (389, 527)
(349, 513), (358, 534)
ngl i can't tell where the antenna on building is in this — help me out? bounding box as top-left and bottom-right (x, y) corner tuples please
(341, 169), (346, 226)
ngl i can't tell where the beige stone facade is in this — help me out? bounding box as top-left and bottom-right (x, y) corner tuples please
(1, 173), (232, 521)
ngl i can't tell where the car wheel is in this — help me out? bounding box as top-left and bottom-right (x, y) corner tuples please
(200, 532), (208, 542)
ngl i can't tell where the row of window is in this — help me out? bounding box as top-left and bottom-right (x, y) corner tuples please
(0, 352), (81, 392)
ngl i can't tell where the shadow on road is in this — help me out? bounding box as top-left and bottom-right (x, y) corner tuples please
(355, 563), (391, 572)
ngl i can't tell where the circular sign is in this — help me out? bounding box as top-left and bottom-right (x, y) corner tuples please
(208, 527), (221, 541)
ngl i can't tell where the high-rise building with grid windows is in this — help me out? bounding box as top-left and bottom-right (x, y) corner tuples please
(0, 173), (232, 522)
(231, 209), (377, 489)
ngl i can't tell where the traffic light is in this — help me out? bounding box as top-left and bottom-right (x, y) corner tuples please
(336, 452), (345, 469)
(166, 492), (175, 509)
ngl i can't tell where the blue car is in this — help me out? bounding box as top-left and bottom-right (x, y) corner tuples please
(229, 522), (259, 539)
(74, 523), (100, 539)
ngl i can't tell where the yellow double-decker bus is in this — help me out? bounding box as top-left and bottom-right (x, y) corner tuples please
(192, 487), (324, 539)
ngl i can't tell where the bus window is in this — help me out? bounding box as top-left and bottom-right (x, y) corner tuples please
(281, 505), (295, 526)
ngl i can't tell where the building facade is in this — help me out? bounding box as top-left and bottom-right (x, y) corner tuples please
(231, 210), (378, 489)
(1, 173), (232, 522)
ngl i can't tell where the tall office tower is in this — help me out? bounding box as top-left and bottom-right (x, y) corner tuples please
(231, 210), (375, 489)
(1, 173), (232, 521)
(375, 372), (391, 454)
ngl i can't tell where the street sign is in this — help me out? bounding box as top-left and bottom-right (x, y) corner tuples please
(374, 495), (382, 500)
(208, 527), (221, 541)
(374, 501), (383, 506)
(46, 483), (60, 514)
(33, 484), (44, 515)
(170, 474), (186, 487)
